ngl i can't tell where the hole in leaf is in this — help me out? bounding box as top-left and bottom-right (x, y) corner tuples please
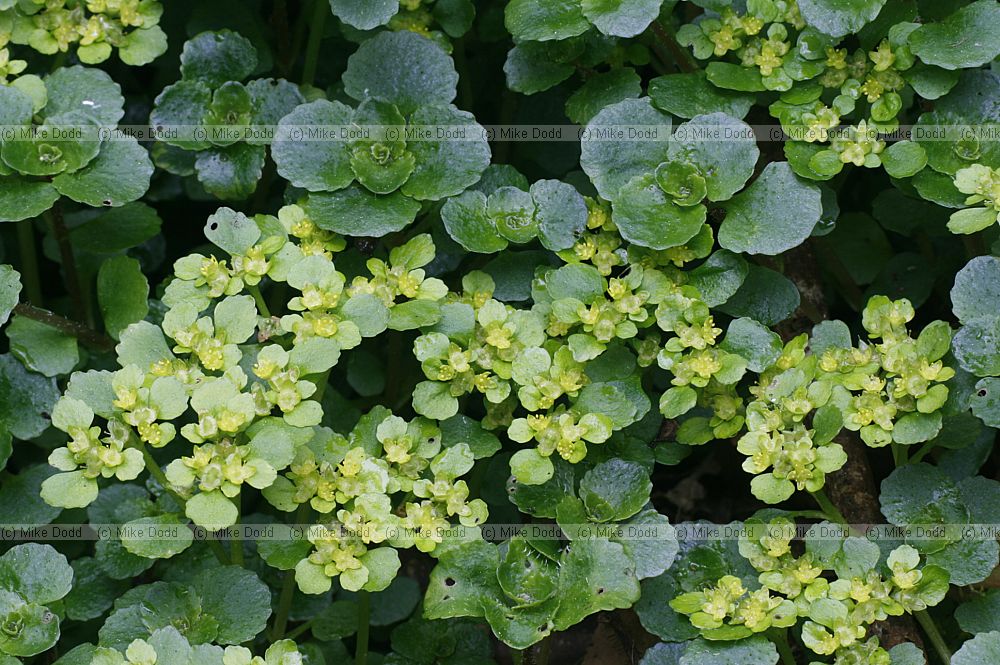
(444, 577), (455, 587)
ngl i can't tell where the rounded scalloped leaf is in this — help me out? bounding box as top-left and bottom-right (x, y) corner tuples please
(0, 543), (73, 605)
(0, 266), (19, 329)
(0, 177), (59, 223)
(191, 566), (272, 644)
(505, 0), (590, 41)
(401, 104), (491, 201)
(909, 0), (1000, 71)
(531, 179), (588, 251)
(306, 185), (421, 237)
(43, 66), (125, 127)
(184, 491), (238, 530)
(39, 471), (98, 509)
(343, 31), (458, 114)
(581, 97), (673, 201)
(953, 630), (1000, 665)
(679, 636), (779, 665)
(952, 256), (1000, 327)
(180, 30), (258, 87)
(194, 143), (266, 201)
(612, 174), (707, 250)
(669, 112), (759, 202)
(718, 162), (822, 255)
(579, 458), (652, 523)
(330, 0), (399, 30)
(150, 80), (213, 151)
(798, 0), (887, 38)
(441, 190), (508, 253)
(272, 100), (354, 192)
(565, 68), (642, 125)
(581, 0), (664, 38)
(52, 136), (153, 207)
(649, 72), (754, 120)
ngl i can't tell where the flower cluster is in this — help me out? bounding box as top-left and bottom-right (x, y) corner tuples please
(1, 0), (166, 65)
(736, 296), (953, 503)
(948, 163), (1000, 234)
(672, 517), (948, 661)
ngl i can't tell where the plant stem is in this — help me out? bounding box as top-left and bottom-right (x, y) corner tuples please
(651, 20), (697, 73)
(12, 304), (114, 352)
(811, 488), (848, 525)
(16, 220), (43, 305)
(230, 493), (244, 566)
(137, 440), (230, 565)
(915, 610), (951, 665)
(769, 628), (796, 665)
(249, 285), (271, 317)
(910, 440), (936, 465)
(45, 205), (87, 324)
(355, 590), (370, 665)
(301, 0), (328, 87)
(271, 503), (311, 640)
(891, 442), (908, 467)
(284, 618), (314, 641)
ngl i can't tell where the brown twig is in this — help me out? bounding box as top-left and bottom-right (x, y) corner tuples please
(13, 303), (115, 353)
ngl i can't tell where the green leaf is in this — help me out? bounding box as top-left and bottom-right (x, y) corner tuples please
(892, 411), (943, 444)
(0, 602), (60, 657)
(6, 316), (79, 377)
(797, 0), (888, 38)
(0, 266), (21, 327)
(949, 208), (998, 235)
(204, 207), (261, 256)
(191, 566), (272, 644)
(649, 72), (754, 120)
(44, 66), (125, 127)
(97, 256), (150, 340)
(580, 98), (673, 201)
(718, 265), (800, 327)
(185, 491), (238, 530)
(180, 30), (258, 87)
(505, 0), (589, 41)
(63, 557), (129, 622)
(0, 114), (101, 176)
(706, 62), (767, 92)
(953, 256), (1000, 328)
(579, 459), (652, 522)
(504, 42), (576, 95)
(411, 380), (459, 420)
(343, 31), (458, 114)
(401, 104), (491, 201)
(679, 636), (779, 665)
(39, 471), (98, 509)
(957, 591), (1000, 635)
(909, 0), (1000, 70)
(195, 143), (266, 200)
(330, 0), (398, 29)
(719, 162), (822, 255)
(120, 515), (194, 560)
(581, 0), (664, 37)
(510, 448), (554, 485)
(441, 191), (507, 253)
(0, 177), (59, 222)
(750, 473), (795, 504)
(150, 80), (213, 151)
(971, 378), (1000, 428)
(953, 631), (1000, 665)
(359, 547), (401, 592)
(612, 174), (706, 250)
(687, 249), (749, 307)
(721, 317), (782, 372)
(307, 185), (420, 237)
(0, 543), (73, 604)
(881, 140), (927, 179)
(639, 643), (686, 665)
(312, 600), (360, 640)
(565, 68), (642, 125)
(0, 354), (60, 439)
(52, 136), (153, 207)
(532, 179), (587, 251)
(552, 537), (640, 630)
(119, 25), (169, 66)
(670, 113), (759, 202)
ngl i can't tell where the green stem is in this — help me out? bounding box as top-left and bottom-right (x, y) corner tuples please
(249, 285), (271, 318)
(769, 628), (795, 665)
(915, 610), (951, 665)
(910, 440), (936, 465)
(12, 304), (114, 352)
(284, 618), (314, 641)
(45, 205), (88, 324)
(651, 20), (697, 73)
(811, 489), (848, 525)
(301, 0), (328, 87)
(355, 590), (370, 665)
(271, 503), (311, 640)
(16, 220), (43, 305)
(891, 442), (908, 467)
(137, 441), (229, 565)
(230, 494), (244, 566)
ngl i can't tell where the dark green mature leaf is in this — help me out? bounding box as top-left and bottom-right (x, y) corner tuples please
(718, 265), (800, 326)
(956, 590), (1000, 634)
(150, 80), (214, 151)
(343, 31), (458, 114)
(180, 30), (258, 86)
(0, 543), (73, 605)
(719, 162), (822, 255)
(402, 105), (491, 201)
(580, 98), (673, 201)
(505, 0), (590, 41)
(504, 43), (576, 95)
(670, 113), (759, 202)
(52, 136), (153, 207)
(612, 175), (706, 250)
(952, 629), (1000, 665)
(581, 0), (664, 37)
(0, 354), (59, 439)
(565, 68), (642, 124)
(552, 538), (640, 630)
(0, 178), (59, 223)
(195, 143), (266, 200)
(69, 203), (162, 253)
(330, 0), (398, 29)
(909, 0), (1000, 70)
(64, 557), (129, 622)
(532, 179), (588, 251)
(649, 72), (754, 120)
(680, 637), (779, 665)
(6, 317), (79, 377)
(191, 566), (271, 644)
(307, 185), (421, 237)
(441, 191), (507, 253)
(797, 0), (887, 38)
(44, 66), (125, 126)
(272, 100), (354, 192)
(579, 459), (652, 522)
(97, 256), (149, 340)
